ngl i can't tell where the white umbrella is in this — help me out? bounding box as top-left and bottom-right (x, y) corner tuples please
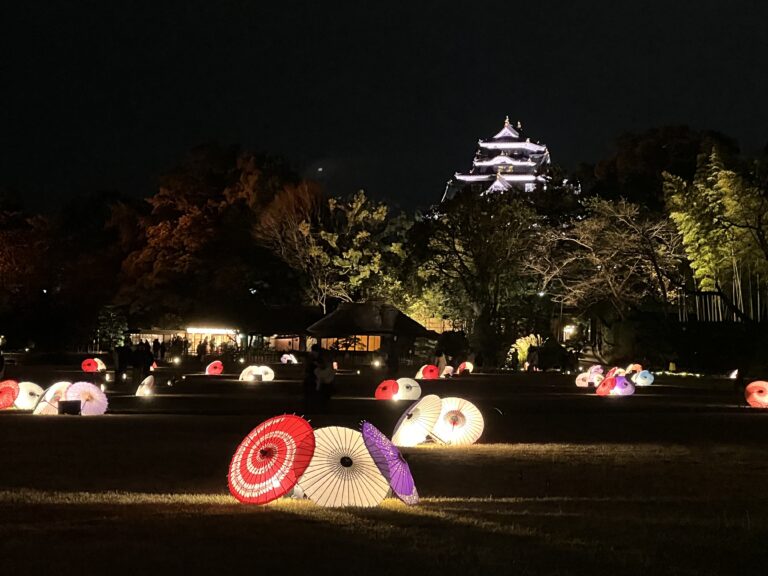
(575, 372), (590, 387)
(239, 365), (261, 382)
(94, 358), (107, 372)
(33, 381), (72, 415)
(431, 397), (484, 446)
(392, 394), (442, 447)
(299, 426), (389, 508)
(457, 361), (474, 374)
(65, 381), (108, 416)
(280, 354), (298, 364)
(394, 378), (422, 401)
(14, 382), (44, 410)
(255, 366), (275, 382)
(440, 366), (454, 378)
(135, 375), (155, 396)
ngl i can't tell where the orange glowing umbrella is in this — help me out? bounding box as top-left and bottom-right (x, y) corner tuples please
(745, 381), (768, 408)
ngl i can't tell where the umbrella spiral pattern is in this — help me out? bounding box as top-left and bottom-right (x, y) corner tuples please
(431, 397), (484, 446)
(745, 381), (768, 408)
(299, 426), (389, 508)
(394, 378), (421, 401)
(65, 381), (108, 415)
(228, 414), (315, 504)
(392, 394), (442, 447)
(33, 381), (72, 415)
(361, 421), (419, 505)
(14, 382), (44, 410)
(0, 380), (20, 410)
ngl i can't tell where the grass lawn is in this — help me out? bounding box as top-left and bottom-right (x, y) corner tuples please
(2, 442), (768, 575)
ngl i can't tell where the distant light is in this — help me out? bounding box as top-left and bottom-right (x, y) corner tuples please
(42, 289), (47, 294)
(186, 327), (237, 335)
(537, 291), (545, 297)
(317, 167), (324, 172)
(24, 347), (29, 352)
(356, 370), (361, 375)
(238, 357), (245, 364)
(372, 359), (381, 368)
(105, 374), (111, 382)
(172, 356), (181, 365)
(121, 373), (127, 381)
(100, 384), (107, 392)
(729, 369), (739, 379)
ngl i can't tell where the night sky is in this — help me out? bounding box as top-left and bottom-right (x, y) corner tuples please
(1, 1), (767, 211)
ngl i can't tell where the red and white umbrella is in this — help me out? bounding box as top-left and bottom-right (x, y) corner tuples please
(374, 380), (398, 400)
(0, 380), (20, 410)
(14, 382), (44, 410)
(136, 375), (155, 396)
(65, 381), (108, 415)
(299, 426), (389, 508)
(394, 378), (421, 401)
(431, 397), (484, 446)
(228, 414), (316, 504)
(205, 360), (224, 375)
(392, 394), (443, 447)
(457, 361), (474, 375)
(33, 381), (72, 415)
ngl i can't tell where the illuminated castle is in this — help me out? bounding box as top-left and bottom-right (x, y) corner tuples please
(442, 116), (551, 201)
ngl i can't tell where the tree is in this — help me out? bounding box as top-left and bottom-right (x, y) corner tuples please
(664, 147), (768, 321)
(118, 145), (302, 325)
(256, 189), (410, 312)
(418, 192), (542, 364)
(532, 198), (684, 321)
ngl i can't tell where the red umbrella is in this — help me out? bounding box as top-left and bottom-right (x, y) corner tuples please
(596, 376), (616, 396)
(228, 414), (316, 504)
(81, 359), (98, 373)
(421, 365), (439, 380)
(205, 360), (223, 375)
(374, 380), (399, 400)
(0, 380), (20, 410)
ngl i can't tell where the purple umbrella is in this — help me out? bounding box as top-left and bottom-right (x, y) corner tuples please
(361, 421), (419, 505)
(65, 381), (108, 415)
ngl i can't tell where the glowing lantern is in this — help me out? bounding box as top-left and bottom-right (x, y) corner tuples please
(239, 365), (260, 382)
(633, 370), (655, 386)
(745, 381), (768, 408)
(255, 366), (275, 382)
(65, 381), (108, 415)
(596, 377), (616, 397)
(94, 358), (107, 372)
(280, 354), (298, 364)
(392, 394), (442, 447)
(374, 380), (399, 400)
(440, 366), (454, 378)
(457, 361), (474, 375)
(14, 382), (44, 410)
(420, 365), (439, 380)
(361, 421), (418, 505)
(431, 397), (484, 446)
(394, 378), (421, 401)
(81, 359), (98, 373)
(0, 380), (20, 409)
(575, 372), (590, 387)
(610, 375), (635, 396)
(229, 414), (316, 504)
(33, 382), (72, 415)
(299, 426), (389, 508)
(205, 360), (224, 375)
(136, 375), (155, 397)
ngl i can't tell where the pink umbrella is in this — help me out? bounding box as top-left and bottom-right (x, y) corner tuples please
(375, 380), (399, 400)
(206, 361), (224, 375)
(65, 381), (108, 415)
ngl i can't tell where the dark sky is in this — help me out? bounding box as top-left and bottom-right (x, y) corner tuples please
(1, 1), (767, 211)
